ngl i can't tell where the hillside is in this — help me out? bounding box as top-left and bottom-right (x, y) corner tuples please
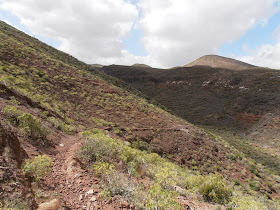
(102, 65), (280, 172)
(0, 21), (280, 209)
(184, 55), (256, 70)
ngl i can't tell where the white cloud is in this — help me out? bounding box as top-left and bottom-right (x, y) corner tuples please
(235, 25), (280, 69)
(0, 0), (280, 68)
(137, 0), (279, 67)
(94, 50), (164, 67)
(0, 0), (138, 64)
(236, 42), (280, 69)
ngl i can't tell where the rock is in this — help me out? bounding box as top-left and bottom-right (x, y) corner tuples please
(37, 199), (61, 210)
(94, 188), (101, 193)
(124, 141), (131, 146)
(86, 189), (94, 196)
(79, 194), (84, 201)
(74, 173), (81, 179)
(120, 201), (129, 208)
(25, 193), (33, 199)
(90, 196), (97, 202)
(130, 204), (136, 209)
(174, 185), (186, 196)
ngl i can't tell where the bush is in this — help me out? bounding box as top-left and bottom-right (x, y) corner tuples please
(78, 130), (235, 205)
(78, 130), (118, 163)
(18, 113), (49, 141)
(229, 195), (269, 210)
(22, 155), (53, 181)
(98, 190), (112, 200)
(147, 183), (182, 209)
(186, 173), (232, 204)
(92, 161), (115, 177)
(93, 162), (136, 198)
(104, 172), (136, 197)
(2, 66), (7, 71)
(47, 116), (77, 134)
(248, 180), (261, 191)
(3, 105), (21, 124)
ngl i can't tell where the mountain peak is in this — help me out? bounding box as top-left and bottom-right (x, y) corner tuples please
(184, 54), (256, 70)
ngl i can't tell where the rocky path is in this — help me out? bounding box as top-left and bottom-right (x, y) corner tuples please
(44, 133), (105, 209)
(42, 133), (223, 210)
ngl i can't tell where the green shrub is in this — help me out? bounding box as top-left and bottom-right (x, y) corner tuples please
(92, 161), (115, 177)
(47, 116), (76, 134)
(40, 111), (49, 119)
(18, 113), (49, 141)
(248, 180), (261, 191)
(95, 164), (136, 198)
(78, 130), (118, 163)
(152, 165), (178, 189)
(91, 117), (117, 127)
(233, 179), (241, 186)
(22, 155), (53, 181)
(187, 173), (232, 204)
(131, 139), (150, 151)
(2, 66), (7, 71)
(98, 190), (112, 200)
(229, 195), (269, 210)
(147, 183), (182, 209)
(106, 172), (136, 197)
(227, 153), (237, 161)
(3, 105), (21, 124)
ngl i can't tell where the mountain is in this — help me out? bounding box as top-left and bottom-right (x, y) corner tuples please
(1, 21), (279, 209)
(184, 55), (256, 70)
(91, 64), (104, 69)
(102, 64), (280, 177)
(132, 63), (152, 68)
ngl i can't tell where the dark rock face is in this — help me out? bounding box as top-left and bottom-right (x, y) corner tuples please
(0, 120), (37, 209)
(0, 120), (28, 165)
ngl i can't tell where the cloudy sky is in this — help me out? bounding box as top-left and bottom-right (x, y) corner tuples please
(0, 0), (280, 69)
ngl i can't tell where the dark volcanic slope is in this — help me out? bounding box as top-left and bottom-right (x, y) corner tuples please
(102, 65), (280, 136)
(184, 55), (255, 70)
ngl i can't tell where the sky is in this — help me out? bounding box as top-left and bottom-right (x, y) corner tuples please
(0, 0), (280, 69)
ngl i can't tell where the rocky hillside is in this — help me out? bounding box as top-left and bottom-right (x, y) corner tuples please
(102, 64), (280, 178)
(1, 21), (280, 209)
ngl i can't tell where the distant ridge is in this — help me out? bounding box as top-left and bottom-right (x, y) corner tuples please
(184, 55), (256, 70)
(91, 64), (104, 68)
(132, 63), (152, 68)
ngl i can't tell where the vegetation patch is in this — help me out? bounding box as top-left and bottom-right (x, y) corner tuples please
(3, 105), (49, 142)
(22, 155), (53, 181)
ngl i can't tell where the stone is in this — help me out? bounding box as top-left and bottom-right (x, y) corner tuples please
(37, 199), (61, 210)
(90, 196), (97, 202)
(86, 189), (94, 196)
(74, 173), (81, 179)
(120, 201), (129, 208)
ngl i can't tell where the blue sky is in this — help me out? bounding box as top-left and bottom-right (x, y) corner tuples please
(123, 28), (147, 56)
(218, 10), (280, 58)
(0, 0), (280, 68)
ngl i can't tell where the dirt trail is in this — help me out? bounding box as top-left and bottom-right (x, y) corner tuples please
(42, 133), (222, 210)
(44, 133), (105, 209)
